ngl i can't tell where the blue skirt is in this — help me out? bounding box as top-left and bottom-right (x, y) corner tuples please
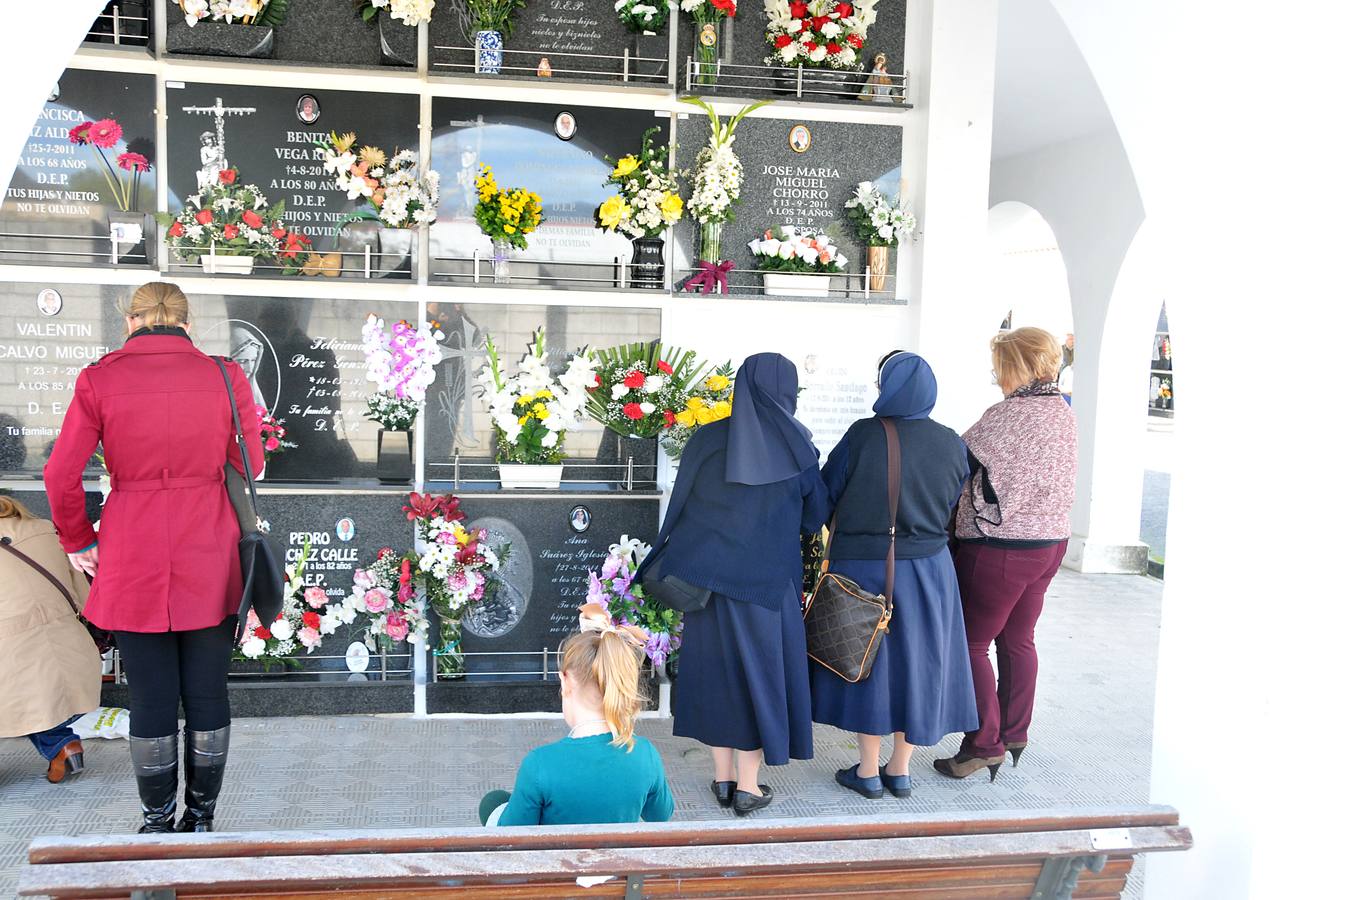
(672, 585), (813, 766)
(810, 550), (978, 745)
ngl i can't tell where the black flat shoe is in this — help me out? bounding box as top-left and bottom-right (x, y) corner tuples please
(711, 780), (735, 808)
(835, 765), (884, 799)
(733, 785), (774, 816)
(880, 772), (913, 798)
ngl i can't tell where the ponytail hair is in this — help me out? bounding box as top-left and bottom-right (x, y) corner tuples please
(560, 628), (646, 751)
(122, 281), (191, 330)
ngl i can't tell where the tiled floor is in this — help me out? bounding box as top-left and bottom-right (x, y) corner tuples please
(1, 569), (1161, 897)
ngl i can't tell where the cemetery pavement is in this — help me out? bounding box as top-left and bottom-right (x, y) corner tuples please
(0, 569), (1160, 897)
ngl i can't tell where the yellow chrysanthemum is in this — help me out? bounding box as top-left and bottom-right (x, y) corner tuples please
(711, 400), (732, 420)
(660, 192), (684, 220)
(674, 410), (697, 427)
(331, 131), (357, 153)
(705, 374), (730, 392)
(504, 224), (516, 233)
(598, 195), (631, 229)
(612, 156), (640, 178)
(532, 401), (548, 419)
(358, 146), (387, 168)
(518, 414), (530, 426)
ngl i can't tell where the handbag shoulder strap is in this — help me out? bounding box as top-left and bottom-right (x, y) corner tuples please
(214, 356), (260, 514)
(881, 417), (901, 601)
(819, 418), (902, 600)
(0, 537), (82, 617)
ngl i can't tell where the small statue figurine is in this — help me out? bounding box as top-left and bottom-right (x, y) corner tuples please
(537, 57), (553, 77)
(859, 53), (893, 103)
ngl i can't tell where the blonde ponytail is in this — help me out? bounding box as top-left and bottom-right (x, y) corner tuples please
(561, 629), (645, 751)
(123, 281), (191, 330)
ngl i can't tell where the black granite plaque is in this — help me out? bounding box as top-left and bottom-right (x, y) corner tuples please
(0, 69), (156, 267)
(451, 494), (662, 679)
(166, 81), (418, 276)
(429, 98), (666, 287)
(673, 111), (902, 299)
(422, 301), (661, 469)
(675, 1), (907, 103)
(0, 281), (416, 481)
(429, 1), (669, 84)
(164, 0), (409, 69)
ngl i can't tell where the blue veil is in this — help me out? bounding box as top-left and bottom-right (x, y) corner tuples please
(724, 353), (819, 485)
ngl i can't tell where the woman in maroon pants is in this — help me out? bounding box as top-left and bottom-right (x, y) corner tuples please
(935, 327), (1077, 781)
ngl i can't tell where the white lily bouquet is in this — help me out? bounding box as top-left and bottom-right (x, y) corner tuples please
(844, 180), (915, 247)
(682, 97), (769, 271)
(477, 328), (597, 465)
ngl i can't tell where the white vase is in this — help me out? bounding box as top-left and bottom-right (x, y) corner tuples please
(201, 254), (255, 275)
(762, 271), (832, 298)
(497, 463), (564, 490)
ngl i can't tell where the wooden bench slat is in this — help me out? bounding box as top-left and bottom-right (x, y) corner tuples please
(18, 826), (1191, 898)
(27, 805), (1183, 865)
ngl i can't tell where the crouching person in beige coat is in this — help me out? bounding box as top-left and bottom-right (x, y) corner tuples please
(0, 494), (102, 783)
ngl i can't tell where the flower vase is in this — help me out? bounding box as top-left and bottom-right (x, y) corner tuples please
(698, 220), (723, 265)
(693, 20), (719, 85)
(868, 245), (890, 293)
(475, 30), (504, 74)
(434, 615), (465, 679)
(200, 253), (254, 275)
(633, 30), (668, 80)
(497, 463), (564, 490)
(376, 428), (414, 484)
(629, 236), (665, 289)
(378, 13), (418, 67)
(165, 20), (276, 58)
(107, 211), (152, 265)
(491, 239), (512, 284)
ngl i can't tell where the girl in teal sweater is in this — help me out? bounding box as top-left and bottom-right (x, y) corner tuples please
(479, 604), (674, 827)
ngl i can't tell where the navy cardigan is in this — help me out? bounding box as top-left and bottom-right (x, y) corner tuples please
(640, 420), (829, 609)
(821, 416), (970, 561)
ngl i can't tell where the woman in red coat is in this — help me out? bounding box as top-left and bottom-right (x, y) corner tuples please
(43, 282), (263, 834)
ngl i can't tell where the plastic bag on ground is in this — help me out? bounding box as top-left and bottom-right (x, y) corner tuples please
(71, 707), (130, 740)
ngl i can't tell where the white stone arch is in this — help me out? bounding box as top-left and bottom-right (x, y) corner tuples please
(985, 200), (1074, 338)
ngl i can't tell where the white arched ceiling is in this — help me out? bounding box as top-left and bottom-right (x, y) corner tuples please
(0, 1), (106, 199)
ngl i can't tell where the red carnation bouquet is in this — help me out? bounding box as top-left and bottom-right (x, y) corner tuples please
(258, 406), (298, 461)
(578, 341), (724, 441)
(765, 0), (877, 70)
(156, 167), (313, 274)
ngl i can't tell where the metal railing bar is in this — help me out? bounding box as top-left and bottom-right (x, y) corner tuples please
(431, 44), (667, 63)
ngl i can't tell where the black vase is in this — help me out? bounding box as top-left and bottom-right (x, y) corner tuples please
(378, 13), (418, 68)
(166, 20), (275, 58)
(631, 30), (668, 82)
(629, 237), (665, 290)
(376, 429), (413, 484)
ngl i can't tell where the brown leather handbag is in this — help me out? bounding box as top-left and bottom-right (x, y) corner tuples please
(803, 417), (900, 683)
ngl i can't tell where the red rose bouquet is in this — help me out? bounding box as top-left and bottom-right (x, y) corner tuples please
(764, 0), (878, 70)
(156, 168), (312, 273)
(257, 406), (298, 461)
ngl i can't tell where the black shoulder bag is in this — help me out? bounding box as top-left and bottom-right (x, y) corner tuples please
(214, 357), (286, 641)
(803, 417), (900, 683)
(0, 536), (116, 654)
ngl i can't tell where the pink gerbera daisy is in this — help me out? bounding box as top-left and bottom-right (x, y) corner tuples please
(68, 122), (91, 145)
(87, 118), (123, 149)
(116, 151), (151, 172)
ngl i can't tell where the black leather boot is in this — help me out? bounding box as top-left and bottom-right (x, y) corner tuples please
(176, 726), (230, 833)
(129, 735), (178, 834)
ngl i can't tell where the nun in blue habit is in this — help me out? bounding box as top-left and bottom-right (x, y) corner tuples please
(639, 353), (828, 817)
(809, 351), (979, 801)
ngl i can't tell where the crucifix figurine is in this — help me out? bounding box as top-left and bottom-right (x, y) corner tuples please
(181, 96), (257, 189)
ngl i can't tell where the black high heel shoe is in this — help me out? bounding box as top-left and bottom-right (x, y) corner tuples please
(711, 780), (735, 808)
(1007, 742), (1027, 767)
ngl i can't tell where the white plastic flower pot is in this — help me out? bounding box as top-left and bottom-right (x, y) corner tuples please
(763, 271), (832, 298)
(497, 463), (564, 490)
(201, 254), (255, 275)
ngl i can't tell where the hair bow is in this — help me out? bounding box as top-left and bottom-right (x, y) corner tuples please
(578, 603), (648, 648)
